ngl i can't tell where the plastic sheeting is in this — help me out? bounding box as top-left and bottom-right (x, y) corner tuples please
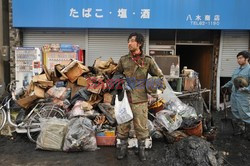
(63, 117), (97, 152)
(154, 110), (183, 133)
(36, 117), (69, 151)
(160, 82), (197, 118)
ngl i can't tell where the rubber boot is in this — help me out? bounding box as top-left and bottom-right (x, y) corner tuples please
(244, 123), (250, 141)
(138, 140), (146, 161)
(232, 119), (245, 136)
(117, 139), (128, 160)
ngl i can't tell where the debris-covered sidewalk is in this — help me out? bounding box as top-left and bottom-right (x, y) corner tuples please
(0, 56), (233, 165)
(1, 110), (250, 166)
(1, 56), (212, 148)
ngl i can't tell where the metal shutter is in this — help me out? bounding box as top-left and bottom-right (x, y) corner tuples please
(220, 31), (249, 77)
(87, 29), (147, 65)
(22, 29), (86, 49)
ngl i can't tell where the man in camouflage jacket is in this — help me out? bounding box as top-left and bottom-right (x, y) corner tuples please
(116, 32), (166, 161)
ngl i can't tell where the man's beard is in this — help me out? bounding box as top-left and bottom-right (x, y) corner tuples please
(129, 47), (137, 52)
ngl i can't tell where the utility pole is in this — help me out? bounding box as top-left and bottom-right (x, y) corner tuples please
(0, 0), (5, 96)
(0, 0), (10, 96)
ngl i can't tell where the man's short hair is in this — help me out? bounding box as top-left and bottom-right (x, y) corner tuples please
(237, 51), (250, 59)
(128, 32), (144, 50)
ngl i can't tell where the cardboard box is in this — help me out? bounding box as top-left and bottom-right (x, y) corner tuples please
(54, 64), (68, 80)
(183, 78), (197, 91)
(65, 63), (88, 83)
(33, 74), (47, 82)
(25, 81), (35, 96)
(88, 94), (103, 106)
(94, 58), (117, 75)
(34, 85), (45, 98)
(77, 77), (88, 87)
(103, 93), (113, 104)
(16, 95), (38, 109)
(66, 81), (84, 98)
(37, 80), (54, 88)
(43, 65), (52, 81)
(33, 74), (53, 88)
(87, 83), (102, 94)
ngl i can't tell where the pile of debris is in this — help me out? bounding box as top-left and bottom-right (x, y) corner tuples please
(16, 58), (117, 110)
(158, 136), (224, 166)
(2, 56), (215, 151)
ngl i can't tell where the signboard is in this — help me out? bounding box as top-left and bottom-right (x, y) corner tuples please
(13, 0), (250, 29)
(15, 47), (42, 89)
(44, 52), (78, 70)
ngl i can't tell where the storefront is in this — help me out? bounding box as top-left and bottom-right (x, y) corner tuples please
(22, 29), (148, 65)
(11, 0), (250, 109)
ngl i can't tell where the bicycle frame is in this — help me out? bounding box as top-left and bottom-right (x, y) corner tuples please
(1, 95), (43, 133)
(0, 104), (7, 130)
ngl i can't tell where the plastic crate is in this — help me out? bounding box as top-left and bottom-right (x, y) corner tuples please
(96, 136), (116, 146)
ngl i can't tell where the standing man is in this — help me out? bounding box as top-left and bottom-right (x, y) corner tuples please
(221, 51), (250, 139)
(116, 32), (166, 160)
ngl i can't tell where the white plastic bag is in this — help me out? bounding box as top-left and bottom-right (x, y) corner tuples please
(36, 117), (69, 151)
(114, 91), (133, 124)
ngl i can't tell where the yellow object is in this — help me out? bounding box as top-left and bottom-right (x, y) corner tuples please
(105, 130), (115, 137)
(148, 98), (165, 109)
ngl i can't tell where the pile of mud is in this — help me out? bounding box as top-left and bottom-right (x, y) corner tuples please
(158, 136), (224, 166)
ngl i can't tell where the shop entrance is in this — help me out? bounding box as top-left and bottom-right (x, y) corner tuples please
(176, 45), (213, 89)
(149, 29), (215, 89)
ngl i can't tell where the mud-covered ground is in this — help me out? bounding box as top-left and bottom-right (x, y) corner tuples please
(212, 110), (250, 166)
(0, 110), (250, 166)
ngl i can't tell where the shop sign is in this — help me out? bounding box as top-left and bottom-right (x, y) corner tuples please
(13, 0), (250, 29)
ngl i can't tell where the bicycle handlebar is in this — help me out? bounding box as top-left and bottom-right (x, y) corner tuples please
(7, 80), (19, 101)
(8, 80), (19, 92)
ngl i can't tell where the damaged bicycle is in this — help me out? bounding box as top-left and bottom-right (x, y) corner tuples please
(0, 80), (66, 143)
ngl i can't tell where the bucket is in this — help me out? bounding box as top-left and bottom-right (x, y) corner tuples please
(96, 136), (116, 146)
(183, 120), (203, 137)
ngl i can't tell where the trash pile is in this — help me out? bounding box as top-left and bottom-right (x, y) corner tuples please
(157, 136), (224, 166)
(3, 57), (213, 152)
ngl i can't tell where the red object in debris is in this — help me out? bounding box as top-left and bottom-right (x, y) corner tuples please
(78, 49), (85, 64)
(183, 120), (203, 137)
(96, 136), (116, 146)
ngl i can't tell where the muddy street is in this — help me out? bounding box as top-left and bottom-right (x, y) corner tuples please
(213, 111), (250, 166)
(0, 134), (166, 166)
(1, 111), (250, 166)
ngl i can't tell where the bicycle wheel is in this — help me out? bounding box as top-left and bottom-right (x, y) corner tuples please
(0, 107), (7, 131)
(40, 105), (65, 118)
(27, 105), (65, 143)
